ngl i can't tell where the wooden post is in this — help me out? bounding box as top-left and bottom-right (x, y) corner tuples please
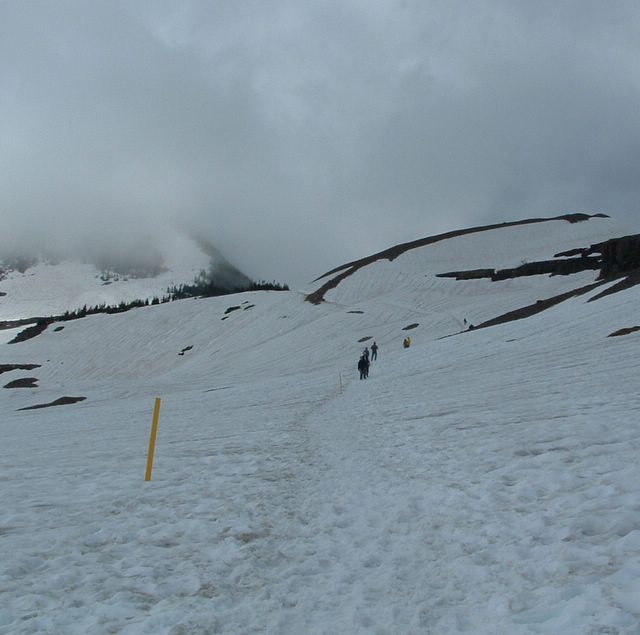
(145, 397), (162, 481)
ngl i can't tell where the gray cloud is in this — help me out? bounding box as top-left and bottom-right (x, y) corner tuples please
(1, 0), (639, 285)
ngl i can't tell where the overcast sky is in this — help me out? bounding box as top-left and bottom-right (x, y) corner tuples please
(1, 1), (639, 285)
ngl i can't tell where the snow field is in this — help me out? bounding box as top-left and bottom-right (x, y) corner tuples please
(1, 218), (640, 633)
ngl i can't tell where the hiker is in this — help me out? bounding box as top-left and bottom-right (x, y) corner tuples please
(363, 347), (370, 362)
(371, 341), (378, 361)
(357, 355), (369, 380)
(403, 336), (411, 349)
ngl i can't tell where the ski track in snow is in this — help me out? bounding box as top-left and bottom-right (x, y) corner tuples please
(1, 217), (640, 634)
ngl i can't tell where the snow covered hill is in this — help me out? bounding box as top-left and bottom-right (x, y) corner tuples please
(0, 231), (251, 323)
(2, 214), (640, 634)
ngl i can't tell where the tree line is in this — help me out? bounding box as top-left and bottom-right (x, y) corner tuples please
(8, 278), (289, 344)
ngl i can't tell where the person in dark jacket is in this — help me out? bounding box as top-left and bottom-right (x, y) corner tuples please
(371, 341), (378, 361)
(358, 355), (369, 380)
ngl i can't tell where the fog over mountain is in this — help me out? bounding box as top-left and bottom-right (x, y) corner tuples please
(2, 1), (640, 285)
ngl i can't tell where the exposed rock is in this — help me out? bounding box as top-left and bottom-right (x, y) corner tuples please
(437, 269), (495, 280)
(402, 323), (419, 330)
(492, 258), (601, 280)
(455, 245), (640, 333)
(589, 269), (640, 302)
(438, 258), (601, 281)
(0, 363), (41, 375)
(439, 234), (640, 284)
(17, 396), (86, 411)
(469, 281), (605, 331)
(609, 326), (640, 337)
(595, 235), (640, 278)
(554, 247), (587, 258)
(4, 377), (38, 388)
(555, 234), (640, 279)
(0, 317), (48, 331)
(8, 320), (52, 344)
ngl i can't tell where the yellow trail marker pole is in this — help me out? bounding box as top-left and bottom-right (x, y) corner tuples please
(145, 397), (162, 481)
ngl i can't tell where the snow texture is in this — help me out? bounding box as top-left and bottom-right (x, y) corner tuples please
(1, 216), (639, 634)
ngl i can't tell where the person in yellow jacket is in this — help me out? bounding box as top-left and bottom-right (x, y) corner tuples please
(403, 336), (411, 349)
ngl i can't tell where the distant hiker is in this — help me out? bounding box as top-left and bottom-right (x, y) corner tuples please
(363, 347), (370, 362)
(403, 336), (411, 349)
(371, 341), (378, 361)
(358, 355), (369, 380)
(463, 318), (467, 326)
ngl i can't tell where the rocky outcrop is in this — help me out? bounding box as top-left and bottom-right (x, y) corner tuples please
(609, 325), (640, 337)
(437, 257), (601, 281)
(593, 235), (640, 278)
(589, 269), (640, 302)
(469, 281), (606, 331)
(4, 377), (39, 388)
(306, 213), (608, 304)
(553, 234), (640, 279)
(451, 235), (640, 333)
(0, 363), (41, 374)
(439, 234), (640, 283)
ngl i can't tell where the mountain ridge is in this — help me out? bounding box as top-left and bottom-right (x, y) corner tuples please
(0, 230), (252, 323)
(307, 212), (610, 304)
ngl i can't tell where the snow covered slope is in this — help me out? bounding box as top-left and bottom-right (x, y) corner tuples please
(1, 215), (640, 634)
(0, 231), (250, 322)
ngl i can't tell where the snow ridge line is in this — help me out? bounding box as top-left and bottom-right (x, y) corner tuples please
(305, 214), (608, 304)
